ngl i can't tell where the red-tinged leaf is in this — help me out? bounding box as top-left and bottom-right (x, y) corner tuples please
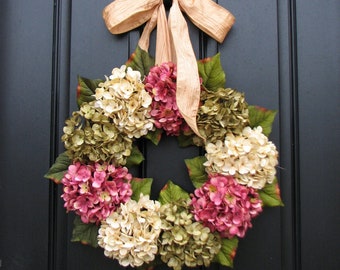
(258, 178), (284, 207)
(131, 178), (153, 201)
(184, 156), (208, 188)
(213, 237), (239, 267)
(71, 216), (99, 248)
(76, 76), (103, 108)
(44, 152), (71, 183)
(126, 46), (155, 78)
(198, 53), (226, 91)
(248, 105), (277, 136)
(158, 180), (190, 205)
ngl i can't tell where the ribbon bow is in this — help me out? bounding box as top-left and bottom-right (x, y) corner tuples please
(103, 0), (235, 138)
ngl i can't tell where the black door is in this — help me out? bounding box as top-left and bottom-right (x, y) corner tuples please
(1, 1), (339, 270)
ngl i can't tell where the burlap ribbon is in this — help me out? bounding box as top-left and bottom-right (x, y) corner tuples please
(103, 0), (235, 138)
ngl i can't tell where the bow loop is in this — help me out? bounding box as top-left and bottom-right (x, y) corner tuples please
(103, 0), (161, 34)
(178, 0), (235, 43)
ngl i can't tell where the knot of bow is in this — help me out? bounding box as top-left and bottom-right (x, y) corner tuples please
(103, 0), (235, 139)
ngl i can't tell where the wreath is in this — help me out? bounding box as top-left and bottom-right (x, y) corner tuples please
(45, 1), (283, 269)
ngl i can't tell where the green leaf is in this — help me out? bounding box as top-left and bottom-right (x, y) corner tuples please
(44, 152), (71, 183)
(126, 46), (155, 78)
(214, 237), (238, 267)
(184, 156), (208, 188)
(158, 180), (190, 205)
(76, 76), (103, 108)
(258, 177), (284, 207)
(71, 216), (99, 248)
(125, 145), (145, 167)
(197, 53), (226, 91)
(177, 133), (195, 147)
(131, 178), (153, 201)
(248, 105), (277, 136)
(144, 129), (163, 145)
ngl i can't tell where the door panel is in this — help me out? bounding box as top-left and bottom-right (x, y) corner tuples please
(219, 2), (282, 268)
(61, 1), (284, 269)
(0, 1), (54, 270)
(296, 1), (340, 269)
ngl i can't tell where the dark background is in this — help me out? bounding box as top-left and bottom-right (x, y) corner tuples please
(0, 0), (339, 269)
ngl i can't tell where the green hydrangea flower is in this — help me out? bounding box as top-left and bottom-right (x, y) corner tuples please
(185, 88), (249, 146)
(61, 109), (132, 165)
(158, 199), (221, 270)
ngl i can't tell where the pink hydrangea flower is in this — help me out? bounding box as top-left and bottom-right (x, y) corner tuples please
(191, 174), (262, 239)
(61, 162), (132, 224)
(144, 62), (184, 136)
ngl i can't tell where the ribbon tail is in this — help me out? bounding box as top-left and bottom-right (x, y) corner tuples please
(169, 0), (203, 140)
(155, 3), (172, 64)
(138, 6), (159, 52)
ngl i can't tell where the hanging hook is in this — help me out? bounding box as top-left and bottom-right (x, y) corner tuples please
(164, 0), (172, 10)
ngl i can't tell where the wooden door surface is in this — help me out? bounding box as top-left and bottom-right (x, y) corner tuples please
(0, 1), (339, 270)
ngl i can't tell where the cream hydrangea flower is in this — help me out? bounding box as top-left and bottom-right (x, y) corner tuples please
(98, 194), (161, 267)
(93, 65), (154, 139)
(204, 126), (278, 189)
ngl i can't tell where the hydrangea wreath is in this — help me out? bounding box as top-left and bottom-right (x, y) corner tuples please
(45, 48), (283, 269)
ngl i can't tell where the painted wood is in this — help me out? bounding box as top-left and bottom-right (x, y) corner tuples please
(0, 0), (339, 270)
